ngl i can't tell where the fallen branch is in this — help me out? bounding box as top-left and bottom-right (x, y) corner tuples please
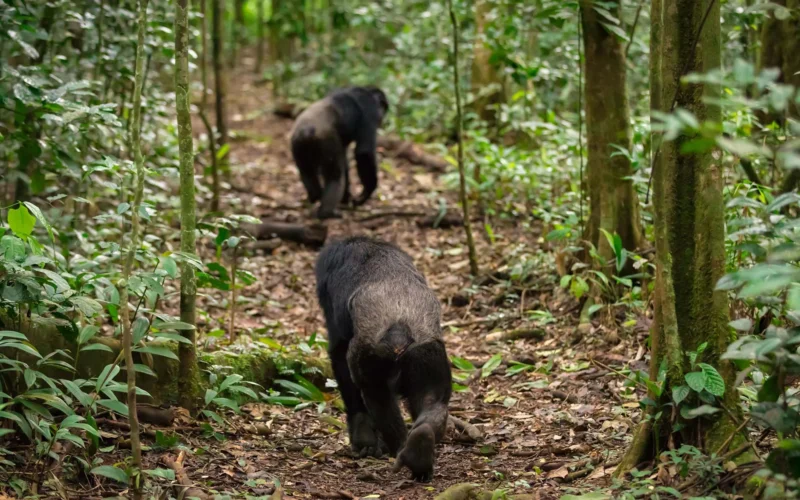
(136, 404), (174, 426)
(377, 135), (451, 172)
(485, 327), (545, 343)
(242, 220), (327, 248)
(448, 415), (482, 443)
(163, 453), (212, 500)
(417, 213), (463, 229)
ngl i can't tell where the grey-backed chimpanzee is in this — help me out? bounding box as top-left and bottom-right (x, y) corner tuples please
(315, 236), (452, 481)
(290, 86), (389, 219)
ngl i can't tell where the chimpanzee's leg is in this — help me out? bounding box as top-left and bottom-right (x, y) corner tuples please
(329, 341), (383, 457)
(317, 139), (346, 219)
(291, 143), (323, 204)
(393, 340), (452, 482)
(341, 164), (352, 204)
(347, 338), (407, 455)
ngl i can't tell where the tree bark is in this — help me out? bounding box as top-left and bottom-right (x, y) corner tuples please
(618, 0), (748, 474)
(256, 0), (266, 73)
(579, 0), (642, 267)
(470, 0), (505, 128)
(175, 0), (199, 414)
(448, 0), (479, 277)
(211, 0), (230, 184)
(120, 0), (149, 495)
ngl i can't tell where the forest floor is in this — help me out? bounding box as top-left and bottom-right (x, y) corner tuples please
(63, 66), (652, 499)
(146, 66), (650, 500)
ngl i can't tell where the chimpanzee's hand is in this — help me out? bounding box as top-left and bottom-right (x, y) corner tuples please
(392, 423), (435, 482)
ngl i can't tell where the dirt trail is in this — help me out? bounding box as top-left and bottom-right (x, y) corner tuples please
(176, 67), (643, 499)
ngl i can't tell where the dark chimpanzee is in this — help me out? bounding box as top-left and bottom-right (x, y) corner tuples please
(290, 86), (388, 219)
(315, 236), (452, 481)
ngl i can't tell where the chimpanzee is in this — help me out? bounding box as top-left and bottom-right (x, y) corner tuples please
(315, 236), (452, 481)
(290, 86), (389, 219)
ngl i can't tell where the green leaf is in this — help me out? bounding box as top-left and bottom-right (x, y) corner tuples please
(451, 356), (476, 371)
(672, 385), (691, 405)
(218, 374), (244, 393)
(698, 363), (726, 397)
(22, 202), (55, 243)
(78, 326), (99, 345)
(38, 269), (70, 293)
(152, 333), (192, 344)
(212, 397), (240, 413)
(97, 399), (128, 416)
(685, 371), (707, 393)
(274, 379), (323, 402)
(144, 468), (176, 481)
(91, 465), (129, 484)
(80, 343), (114, 354)
(216, 143), (230, 160)
(132, 317), (150, 344)
(133, 345), (178, 360)
(757, 375), (781, 403)
(481, 354), (503, 379)
(162, 256), (178, 279)
(71, 297), (103, 317)
(153, 321), (196, 331)
(1, 341), (42, 358)
(0, 330), (28, 341)
(205, 389), (218, 406)
(7, 205), (36, 238)
(95, 364), (120, 392)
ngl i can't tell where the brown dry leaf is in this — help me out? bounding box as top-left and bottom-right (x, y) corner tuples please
(547, 465), (570, 479)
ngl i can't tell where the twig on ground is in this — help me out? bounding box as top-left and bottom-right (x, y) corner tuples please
(485, 327), (544, 343)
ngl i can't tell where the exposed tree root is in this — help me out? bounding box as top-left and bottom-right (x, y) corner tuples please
(448, 415), (483, 443)
(163, 452), (212, 500)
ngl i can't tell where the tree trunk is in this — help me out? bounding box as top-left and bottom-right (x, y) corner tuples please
(580, 0), (642, 267)
(199, 0), (220, 211)
(270, 0), (285, 99)
(231, 0), (245, 68)
(448, 0), (479, 277)
(617, 0), (749, 473)
(120, 0), (149, 495)
(470, 0), (505, 128)
(175, 0), (199, 414)
(256, 0), (266, 73)
(212, 0), (230, 184)
(757, 0), (786, 126)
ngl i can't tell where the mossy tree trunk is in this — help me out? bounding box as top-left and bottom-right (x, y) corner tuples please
(470, 0), (505, 128)
(579, 0), (642, 268)
(618, 0), (747, 473)
(212, 0), (230, 189)
(175, 0), (199, 414)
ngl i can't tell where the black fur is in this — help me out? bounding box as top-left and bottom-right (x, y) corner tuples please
(291, 87), (388, 219)
(315, 236), (451, 481)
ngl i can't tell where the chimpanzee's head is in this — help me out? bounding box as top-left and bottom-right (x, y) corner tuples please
(363, 86), (389, 123)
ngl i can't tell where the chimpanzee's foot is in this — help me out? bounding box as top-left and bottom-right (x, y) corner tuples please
(350, 413), (385, 458)
(392, 423), (435, 482)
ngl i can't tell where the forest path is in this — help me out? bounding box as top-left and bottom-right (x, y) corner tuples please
(174, 66), (643, 499)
